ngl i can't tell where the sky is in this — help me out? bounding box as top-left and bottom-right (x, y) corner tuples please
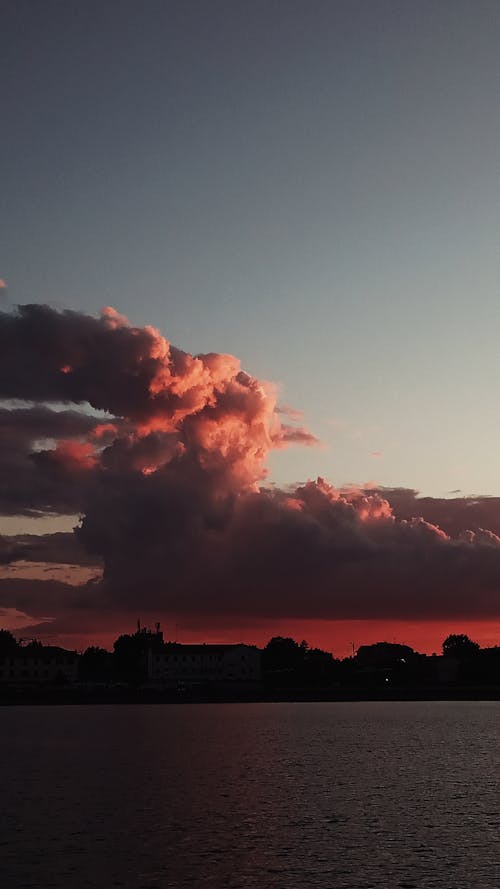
(1, 1), (500, 655)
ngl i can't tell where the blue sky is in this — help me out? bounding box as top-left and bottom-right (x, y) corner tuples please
(2, 0), (500, 497)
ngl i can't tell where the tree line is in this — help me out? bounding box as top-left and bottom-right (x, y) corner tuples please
(2, 627), (500, 688)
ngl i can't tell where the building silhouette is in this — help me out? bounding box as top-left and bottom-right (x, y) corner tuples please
(0, 645), (79, 685)
(147, 641), (261, 686)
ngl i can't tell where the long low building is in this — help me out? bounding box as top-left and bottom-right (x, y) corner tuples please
(0, 646), (79, 685)
(147, 642), (262, 686)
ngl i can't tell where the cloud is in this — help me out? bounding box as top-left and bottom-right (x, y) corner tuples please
(0, 576), (91, 620)
(0, 607), (50, 632)
(370, 487), (500, 538)
(1, 303), (500, 635)
(74, 475), (500, 623)
(0, 560), (100, 585)
(0, 405), (119, 516)
(0, 531), (100, 567)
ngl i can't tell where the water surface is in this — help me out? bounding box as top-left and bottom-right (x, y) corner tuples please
(1, 702), (499, 888)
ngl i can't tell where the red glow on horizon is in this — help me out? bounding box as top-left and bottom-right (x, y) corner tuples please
(29, 619), (500, 658)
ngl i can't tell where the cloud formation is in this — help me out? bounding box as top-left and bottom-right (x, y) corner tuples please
(372, 487), (500, 538)
(1, 303), (500, 635)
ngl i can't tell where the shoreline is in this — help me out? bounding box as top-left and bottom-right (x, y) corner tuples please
(3, 685), (500, 705)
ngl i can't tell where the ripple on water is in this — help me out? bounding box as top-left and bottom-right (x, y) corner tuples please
(1, 701), (500, 888)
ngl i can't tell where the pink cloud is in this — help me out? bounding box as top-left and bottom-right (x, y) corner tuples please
(1, 304), (500, 639)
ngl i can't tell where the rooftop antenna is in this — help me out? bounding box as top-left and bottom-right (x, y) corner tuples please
(137, 618), (141, 633)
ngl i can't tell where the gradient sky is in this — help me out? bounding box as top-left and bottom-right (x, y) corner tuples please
(2, 1), (500, 654)
(2, 0), (500, 497)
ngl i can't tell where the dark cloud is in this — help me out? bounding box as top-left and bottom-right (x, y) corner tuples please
(0, 304), (159, 419)
(0, 405), (113, 516)
(76, 476), (500, 623)
(0, 404), (102, 440)
(0, 576), (92, 621)
(0, 532), (100, 567)
(373, 487), (500, 538)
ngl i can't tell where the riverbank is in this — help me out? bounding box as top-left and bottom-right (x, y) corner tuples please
(3, 684), (500, 705)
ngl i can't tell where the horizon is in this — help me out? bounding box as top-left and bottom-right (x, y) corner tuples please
(3, 621), (496, 660)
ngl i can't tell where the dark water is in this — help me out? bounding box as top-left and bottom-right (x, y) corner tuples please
(1, 702), (499, 888)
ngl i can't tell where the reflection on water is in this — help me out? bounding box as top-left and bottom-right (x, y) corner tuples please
(1, 702), (499, 888)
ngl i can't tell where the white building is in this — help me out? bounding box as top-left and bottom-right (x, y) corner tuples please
(0, 647), (79, 684)
(147, 643), (261, 686)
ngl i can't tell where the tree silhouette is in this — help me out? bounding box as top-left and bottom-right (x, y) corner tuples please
(262, 636), (339, 686)
(262, 636), (307, 673)
(442, 634), (480, 657)
(79, 646), (114, 682)
(0, 629), (18, 657)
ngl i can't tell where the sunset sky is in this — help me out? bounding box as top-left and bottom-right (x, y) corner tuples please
(2, 1), (500, 656)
